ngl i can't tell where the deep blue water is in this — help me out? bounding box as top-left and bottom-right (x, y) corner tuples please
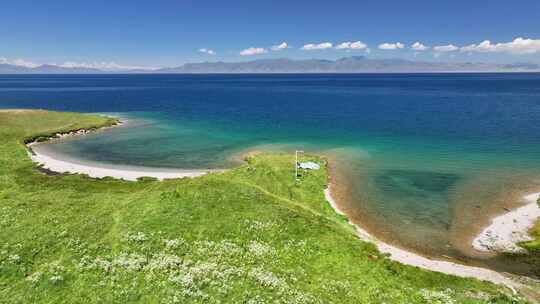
(2, 74), (540, 268)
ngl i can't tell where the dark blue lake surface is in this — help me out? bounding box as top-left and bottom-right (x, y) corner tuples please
(2, 73), (540, 268)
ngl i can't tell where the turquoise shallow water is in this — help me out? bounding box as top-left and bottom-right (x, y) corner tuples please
(1, 73), (540, 273)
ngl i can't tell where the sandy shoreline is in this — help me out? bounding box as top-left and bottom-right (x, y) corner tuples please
(323, 186), (521, 292)
(28, 148), (217, 181)
(473, 193), (540, 254)
(26, 118), (222, 181)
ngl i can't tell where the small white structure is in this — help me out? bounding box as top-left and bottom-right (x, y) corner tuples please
(295, 150), (321, 181)
(297, 161), (320, 170)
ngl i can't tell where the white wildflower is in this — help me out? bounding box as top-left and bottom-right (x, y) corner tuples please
(247, 241), (275, 257)
(420, 288), (456, 304)
(145, 253), (182, 272)
(49, 275), (63, 284)
(8, 254), (20, 263)
(164, 239), (184, 250)
(246, 220), (277, 231)
(194, 240), (243, 258)
(114, 252), (147, 271)
(249, 267), (287, 290)
(26, 271), (43, 284)
(247, 295), (267, 304)
(125, 231), (148, 243)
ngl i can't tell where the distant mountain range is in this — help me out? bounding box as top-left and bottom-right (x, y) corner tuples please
(0, 64), (103, 74)
(1, 56), (539, 74)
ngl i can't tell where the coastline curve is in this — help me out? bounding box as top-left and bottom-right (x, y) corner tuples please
(323, 187), (522, 293)
(26, 117), (224, 181)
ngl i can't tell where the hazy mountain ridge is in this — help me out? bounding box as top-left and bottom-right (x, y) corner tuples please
(158, 56), (540, 73)
(0, 64), (103, 74)
(1, 56), (539, 74)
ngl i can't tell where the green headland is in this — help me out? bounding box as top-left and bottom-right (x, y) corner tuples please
(0, 110), (534, 303)
(522, 204), (540, 252)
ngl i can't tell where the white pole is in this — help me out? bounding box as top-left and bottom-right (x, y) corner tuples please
(295, 150), (304, 181)
(295, 150), (298, 181)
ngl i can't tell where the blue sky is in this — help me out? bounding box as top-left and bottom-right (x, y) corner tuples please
(1, 0), (540, 69)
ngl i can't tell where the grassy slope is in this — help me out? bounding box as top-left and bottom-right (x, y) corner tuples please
(521, 198), (540, 252)
(0, 110), (527, 303)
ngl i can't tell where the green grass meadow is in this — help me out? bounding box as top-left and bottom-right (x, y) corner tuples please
(0, 110), (530, 303)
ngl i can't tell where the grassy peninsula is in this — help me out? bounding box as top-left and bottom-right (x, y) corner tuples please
(521, 198), (540, 252)
(0, 110), (530, 303)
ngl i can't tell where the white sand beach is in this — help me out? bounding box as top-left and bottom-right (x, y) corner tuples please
(28, 148), (216, 181)
(26, 121), (221, 181)
(324, 188), (520, 292)
(472, 193), (540, 254)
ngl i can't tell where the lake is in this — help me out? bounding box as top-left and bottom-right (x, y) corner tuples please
(2, 73), (540, 274)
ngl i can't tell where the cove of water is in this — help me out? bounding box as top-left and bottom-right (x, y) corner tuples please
(2, 73), (540, 274)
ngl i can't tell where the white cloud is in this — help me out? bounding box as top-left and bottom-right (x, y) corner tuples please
(460, 38), (540, 55)
(271, 42), (289, 51)
(378, 42), (405, 50)
(335, 41), (367, 50)
(301, 42), (333, 50)
(199, 48), (216, 55)
(239, 47), (268, 56)
(433, 44), (459, 52)
(411, 42), (429, 51)
(0, 57), (40, 68)
(12, 59), (39, 68)
(460, 41), (493, 53)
